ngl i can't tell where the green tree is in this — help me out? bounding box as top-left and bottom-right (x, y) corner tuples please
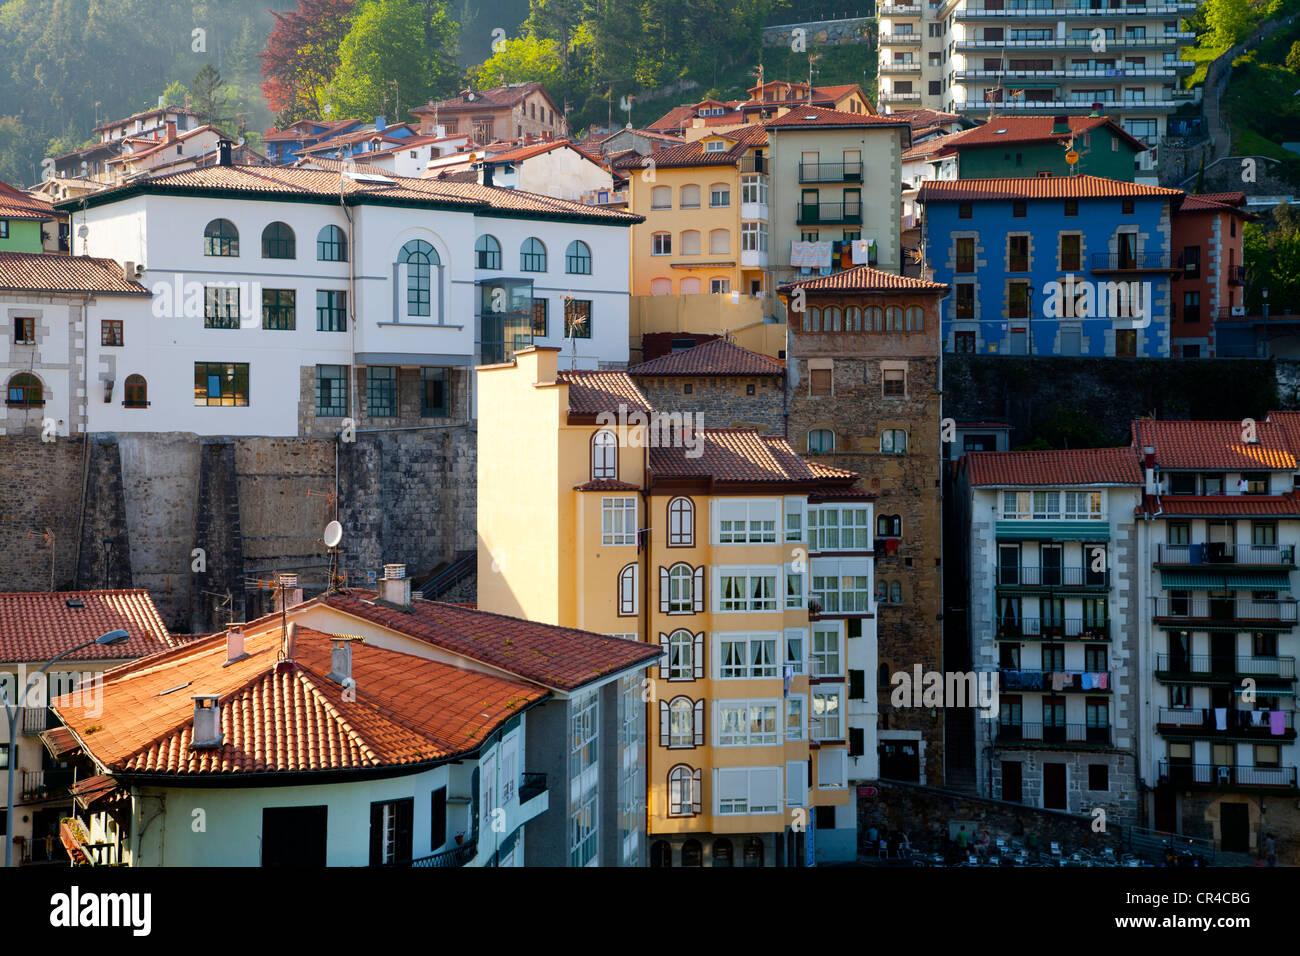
(1206, 0), (1253, 47)
(1245, 202), (1300, 313)
(162, 80), (190, 110)
(331, 0), (458, 120)
(471, 35), (564, 89)
(191, 64), (233, 128)
(1287, 40), (1300, 73)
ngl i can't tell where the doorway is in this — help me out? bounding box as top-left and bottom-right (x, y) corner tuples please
(1043, 763), (1067, 810)
(1002, 761), (1023, 803)
(1220, 802), (1250, 853)
(879, 740), (921, 781)
(1154, 787), (1177, 833)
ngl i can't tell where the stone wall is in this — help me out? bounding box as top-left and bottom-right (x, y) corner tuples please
(632, 374), (786, 435)
(0, 436), (85, 591)
(763, 17), (873, 48)
(76, 436), (133, 591)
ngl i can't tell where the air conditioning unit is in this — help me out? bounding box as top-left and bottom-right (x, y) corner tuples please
(1231, 306), (1246, 316)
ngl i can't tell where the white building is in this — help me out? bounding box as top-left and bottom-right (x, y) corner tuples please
(477, 141), (615, 203)
(61, 150), (640, 437)
(0, 252), (151, 438)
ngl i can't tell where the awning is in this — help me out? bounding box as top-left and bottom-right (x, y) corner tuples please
(70, 774), (126, 811)
(996, 520), (1109, 541)
(1160, 569), (1292, 590)
(39, 727), (79, 759)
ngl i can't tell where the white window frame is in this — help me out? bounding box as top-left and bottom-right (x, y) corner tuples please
(716, 631), (780, 679)
(786, 695), (806, 741)
(592, 429), (618, 480)
(714, 566), (780, 613)
(784, 628), (807, 676)
(810, 559), (872, 613)
(667, 563), (694, 614)
(651, 232), (672, 256)
(709, 183), (731, 206)
(811, 624), (843, 678)
(714, 766), (782, 816)
(784, 496), (806, 543)
(809, 505), (872, 552)
(668, 764), (701, 816)
(817, 748), (849, 789)
(811, 686), (844, 741)
(715, 698), (781, 746)
(602, 497), (637, 546)
(785, 564), (806, 610)
(786, 759), (809, 807)
(618, 563), (638, 615)
(713, 498), (779, 544)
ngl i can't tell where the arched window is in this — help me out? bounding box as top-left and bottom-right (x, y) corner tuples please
(664, 628), (697, 680)
(618, 564), (638, 616)
(807, 306), (822, 332)
(743, 836), (764, 867)
(203, 218), (238, 256)
(679, 184), (701, 209)
(890, 581), (902, 604)
(865, 306), (883, 331)
(808, 429), (835, 453)
(317, 224), (347, 261)
(708, 182), (730, 208)
(667, 563), (694, 613)
(475, 235), (501, 270)
(566, 240), (592, 275)
(652, 231), (672, 256)
(668, 496), (694, 546)
(6, 372), (42, 407)
(681, 838), (704, 867)
(885, 305), (904, 330)
(824, 306), (842, 331)
(845, 306), (862, 331)
(398, 239), (439, 317)
(905, 305), (924, 330)
(878, 662), (890, 685)
(261, 221), (296, 259)
(708, 228), (730, 255)
(712, 838), (734, 867)
(650, 840), (673, 867)
(650, 278), (672, 295)
(123, 374), (148, 408)
(876, 580), (888, 603)
(592, 429), (617, 480)
(680, 277), (702, 295)
(520, 237), (547, 272)
(668, 765), (701, 816)
(680, 230), (701, 255)
(664, 696), (697, 747)
(651, 185), (671, 209)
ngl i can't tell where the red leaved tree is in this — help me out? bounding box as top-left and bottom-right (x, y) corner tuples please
(260, 0), (359, 126)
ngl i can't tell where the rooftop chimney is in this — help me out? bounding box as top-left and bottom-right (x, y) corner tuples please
(1050, 115), (1070, 136)
(375, 115), (386, 132)
(191, 695), (223, 748)
(274, 572), (304, 611)
(327, 635), (364, 686)
(225, 625), (248, 666)
(481, 163), (494, 188)
(1089, 103), (1103, 118)
(165, 120), (177, 142)
(379, 563), (411, 608)
(1143, 445), (1157, 496)
(216, 139), (233, 166)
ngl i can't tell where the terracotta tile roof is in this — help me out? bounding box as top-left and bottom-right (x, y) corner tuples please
(647, 104), (699, 131)
(777, 264), (948, 293)
(0, 252), (151, 296)
(919, 174), (1182, 203)
(627, 337), (785, 378)
(70, 773), (126, 810)
(413, 83), (555, 114)
(902, 130), (965, 161)
(942, 115), (1147, 153)
(1178, 191), (1250, 215)
(484, 140), (570, 163)
(1133, 420), (1298, 471)
(93, 106), (203, 133)
(0, 589), (176, 663)
(630, 140), (741, 169)
(558, 369), (652, 416)
(299, 123), (418, 155)
(39, 727), (79, 758)
(717, 123), (769, 147)
(575, 478), (642, 491)
(1268, 411), (1300, 452)
(64, 164), (640, 223)
(889, 108), (963, 129)
(650, 429), (858, 484)
(0, 180), (54, 220)
(106, 124), (233, 164)
(293, 156), (391, 177)
(320, 594), (662, 691)
(764, 106), (909, 130)
(54, 624), (548, 776)
(965, 447), (1142, 487)
(1136, 494), (1300, 517)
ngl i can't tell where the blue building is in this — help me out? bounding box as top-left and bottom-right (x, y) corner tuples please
(262, 118), (366, 165)
(918, 175), (1181, 358)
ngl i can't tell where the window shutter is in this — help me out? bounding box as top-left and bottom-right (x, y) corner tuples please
(658, 632), (668, 680)
(693, 632), (704, 679)
(368, 801), (383, 866)
(660, 700), (670, 745)
(396, 797), (414, 865)
(693, 566), (704, 612)
(660, 567), (670, 613)
(693, 699), (704, 746)
(692, 768), (702, 814)
(849, 669), (865, 701)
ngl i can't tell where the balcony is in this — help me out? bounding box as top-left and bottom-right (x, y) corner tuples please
(996, 617), (1111, 640)
(955, 66), (1191, 79)
(411, 839), (476, 867)
(880, 91), (924, 104)
(956, 36), (1187, 51)
(740, 156), (769, 175)
(880, 3), (922, 13)
(1229, 264), (1246, 286)
(1151, 596), (1299, 627)
(519, 771), (547, 804)
(997, 566), (1111, 588)
(796, 201), (862, 226)
(880, 62), (923, 73)
(957, 2), (1197, 15)
(1156, 707), (1296, 739)
(880, 32), (923, 44)
(953, 97), (1181, 111)
(1158, 760), (1298, 791)
(1091, 252), (1174, 272)
(1155, 543), (1296, 568)
(21, 706), (55, 735)
(1154, 654), (1297, 680)
(798, 161), (863, 184)
(20, 768), (74, 803)
(996, 722), (1113, 746)
(1000, 668), (1112, 691)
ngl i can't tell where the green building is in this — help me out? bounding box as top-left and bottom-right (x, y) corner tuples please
(939, 115), (1147, 182)
(0, 180), (55, 253)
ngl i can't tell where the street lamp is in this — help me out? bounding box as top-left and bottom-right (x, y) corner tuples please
(2, 629), (128, 868)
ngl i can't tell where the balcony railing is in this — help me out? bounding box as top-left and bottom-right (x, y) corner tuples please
(953, 97), (1181, 110)
(880, 3), (922, 13)
(879, 91), (924, 103)
(1155, 543), (1296, 567)
(1154, 654), (1297, 679)
(1151, 596), (1300, 625)
(1158, 760), (1298, 789)
(881, 62), (923, 72)
(21, 706), (55, 735)
(956, 35), (1190, 49)
(519, 771), (547, 803)
(957, 66), (1191, 78)
(997, 566), (1111, 587)
(798, 161), (863, 183)
(740, 156), (768, 174)
(1156, 708), (1296, 736)
(958, 2), (1197, 15)
(1091, 252), (1173, 271)
(996, 617), (1111, 640)
(880, 32), (923, 43)
(796, 201), (862, 225)
(21, 768), (74, 801)
(1000, 668), (1112, 691)
(1228, 264), (1246, 286)
(411, 839), (477, 867)
(996, 722), (1112, 745)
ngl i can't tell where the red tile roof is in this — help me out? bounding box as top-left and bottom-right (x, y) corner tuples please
(0, 253), (151, 297)
(940, 115), (1146, 153)
(413, 83), (559, 116)
(1136, 494), (1300, 517)
(558, 369), (652, 417)
(319, 593), (662, 691)
(1133, 419), (1298, 470)
(627, 338), (785, 378)
(965, 447), (1142, 487)
(1178, 191), (1250, 215)
(764, 106), (910, 131)
(107, 124), (232, 164)
(919, 175), (1182, 202)
(630, 140), (741, 169)
(575, 478), (642, 491)
(1268, 411), (1300, 452)
(777, 264), (948, 293)
(650, 429), (858, 484)
(0, 589), (176, 664)
(299, 123), (418, 155)
(0, 180), (54, 221)
(55, 624), (548, 777)
(93, 106), (203, 133)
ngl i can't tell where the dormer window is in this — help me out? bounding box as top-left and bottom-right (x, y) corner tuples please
(1168, 473), (1196, 496)
(1202, 473), (1225, 495)
(704, 140), (726, 152)
(1242, 472), (1268, 495)
(592, 429), (617, 480)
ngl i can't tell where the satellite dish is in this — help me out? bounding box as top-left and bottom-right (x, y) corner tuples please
(323, 520), (343, 548)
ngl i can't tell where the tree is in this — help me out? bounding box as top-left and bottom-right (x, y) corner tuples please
(471, 36), (564, 90)
(1245, 202), (1300, 313)
(162, 80), (190, 110)
(1287, 40), (1300, 73)
(191, 64), (233, 128)
(260, 0), (359, 124)
(331, 0), (458, 121)
(1205, 0), (1253, 47)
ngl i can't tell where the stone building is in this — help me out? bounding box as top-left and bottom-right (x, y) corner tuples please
(627, 337), (786, 435)
(779, 264), (950, 786)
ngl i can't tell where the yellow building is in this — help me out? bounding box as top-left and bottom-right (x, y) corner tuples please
(478, 346), (877, 866)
